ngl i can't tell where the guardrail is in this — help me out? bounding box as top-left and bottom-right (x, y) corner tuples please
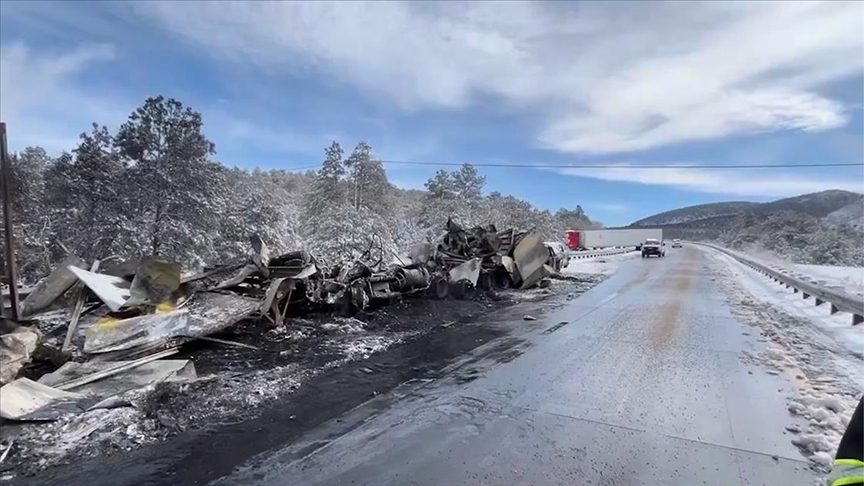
(694, 242), (864, 326)
(567, 247), (636, 260)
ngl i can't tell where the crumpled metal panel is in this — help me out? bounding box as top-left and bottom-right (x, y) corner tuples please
(448, 258), (481, 286)
(512, 233), (549, 289)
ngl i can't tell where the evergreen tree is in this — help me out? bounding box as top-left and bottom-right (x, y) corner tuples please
(114, 96), (223, 260)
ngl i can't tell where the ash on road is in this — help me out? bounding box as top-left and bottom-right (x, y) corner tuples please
(214, 246), (824, 486)
(24, 245), (856, 486)
(15, 275), (600, 486)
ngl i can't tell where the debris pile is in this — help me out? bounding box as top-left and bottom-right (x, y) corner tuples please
(0, 218), (560, 461)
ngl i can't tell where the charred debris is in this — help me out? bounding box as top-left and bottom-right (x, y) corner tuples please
(0, 218), (563, 425)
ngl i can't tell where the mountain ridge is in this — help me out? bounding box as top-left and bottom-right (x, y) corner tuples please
(628, 190), (864, 266)
(631, 190), (863, 227)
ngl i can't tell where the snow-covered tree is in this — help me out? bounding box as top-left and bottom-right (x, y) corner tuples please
(6, 94), (619, 282)
(114, 96), (223, 262)
(1, 147), (51, 280)
(344, 141), (391, 216)
(43, 124), (131, 261)
(424, 170), (454, 199)
(451, 164), (485, 203)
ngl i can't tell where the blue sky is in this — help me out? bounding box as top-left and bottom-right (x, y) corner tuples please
(1, 1), (863, 226)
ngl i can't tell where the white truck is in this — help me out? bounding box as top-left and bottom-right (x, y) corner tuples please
(577, 229), (663, 250)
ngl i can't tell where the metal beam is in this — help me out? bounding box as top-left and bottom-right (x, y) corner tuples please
(0, 122), (20, 321)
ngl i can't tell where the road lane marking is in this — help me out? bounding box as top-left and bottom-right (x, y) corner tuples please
(597, 291), (619, 306)
(517, 405), (812, 464)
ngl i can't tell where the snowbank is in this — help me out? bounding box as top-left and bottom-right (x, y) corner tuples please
(562, 251), (640, 276)
(704, 245), (864, 473)
(791, 264), (864, 296)
(704, 248), (864, 356)
(731, 247), (864, 296)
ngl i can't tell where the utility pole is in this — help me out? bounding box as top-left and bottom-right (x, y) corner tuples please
(1, 122), (20, 320)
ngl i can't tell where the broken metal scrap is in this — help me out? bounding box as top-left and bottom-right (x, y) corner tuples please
(19, 255), (87, 318)
(7, 220), (553, 390)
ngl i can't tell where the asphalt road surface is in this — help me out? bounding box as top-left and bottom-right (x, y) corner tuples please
(217, 245), (817, 486)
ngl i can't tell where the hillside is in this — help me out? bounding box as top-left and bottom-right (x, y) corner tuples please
(630, 190), (864, 266)
(756, 190), (863, 218)
(630, 201), (757, 227)
(826, 198), (864, 229)
(632, 190), (861, 228)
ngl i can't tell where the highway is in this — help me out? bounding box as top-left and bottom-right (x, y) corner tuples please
(217, 245), (818, 486)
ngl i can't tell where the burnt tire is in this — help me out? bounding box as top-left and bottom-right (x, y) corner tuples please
(428, 277), (449, 300)
(494, 272), (513, 289)
(451, 279), (477, 300)
(478, 272), (493, 291)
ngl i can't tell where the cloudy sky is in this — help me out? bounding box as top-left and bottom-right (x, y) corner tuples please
(2, 1), (863, 225)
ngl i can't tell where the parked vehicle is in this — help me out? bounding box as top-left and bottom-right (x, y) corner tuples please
(641, 238), (666, 258)
(672, 239), (682, 248)
(565, 229), (663, 250)
(543, 242), (570, 271)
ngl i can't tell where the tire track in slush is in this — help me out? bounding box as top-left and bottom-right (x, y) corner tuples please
(650, 249), (695, 351)
(608, 251), (695, 423)
(603, 248), (699, 484)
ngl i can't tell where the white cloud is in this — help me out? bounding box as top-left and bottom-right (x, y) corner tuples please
(555, 164), (864, 197)
(128, 1), (864, 154)
(0, 40), (317, 161)
(0, 42), (121, 151)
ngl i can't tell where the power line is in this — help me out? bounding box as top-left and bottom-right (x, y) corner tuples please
(290, 160), (863, 171)
(282, 164), (321, 171)
(375, 160), (864, 169)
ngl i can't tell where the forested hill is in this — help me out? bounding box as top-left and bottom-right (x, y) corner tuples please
(630, 190), (864, 266)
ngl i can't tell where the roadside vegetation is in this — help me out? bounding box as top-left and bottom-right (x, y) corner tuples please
(2, 96), (602, 284)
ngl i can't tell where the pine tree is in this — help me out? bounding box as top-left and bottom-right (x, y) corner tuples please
(114, 96), (223, 260)
(2, 147), (50, 280)
(344, 141), (391, 215)
(425, 170), (454, 199)
(451, 164), (485, 202)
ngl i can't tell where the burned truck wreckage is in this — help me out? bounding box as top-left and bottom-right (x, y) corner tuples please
(204, 217), (557, 326)
(0, 218), (563, 426)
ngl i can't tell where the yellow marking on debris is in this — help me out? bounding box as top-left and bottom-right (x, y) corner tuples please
(95, 317), (120, 328)
(156, 301), (175, 313)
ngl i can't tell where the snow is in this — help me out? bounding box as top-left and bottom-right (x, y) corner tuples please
(704, 245), (864, 472)
(337, 334), (407, 361)
(786, 389), (859, 467)
(562, 251), (640, 276)
(1, 316), (417, 475)
(790, 264), (864, 295)
(826, 199), (864, 228)
(727, 246), (864, 296)
(705, 248), (864, 355)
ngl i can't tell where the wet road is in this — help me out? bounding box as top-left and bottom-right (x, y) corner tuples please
(217, 245), (816, 486)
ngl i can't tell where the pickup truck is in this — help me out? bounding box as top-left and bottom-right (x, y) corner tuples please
(641, 238), (665, 258)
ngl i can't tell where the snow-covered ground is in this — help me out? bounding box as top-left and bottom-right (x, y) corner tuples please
(730, 247), (864, 296)
(703, 245), (864, 473)
(705, 247), (864, 356)
(791, 264), (864, 296)
(561, 251), (640, 276)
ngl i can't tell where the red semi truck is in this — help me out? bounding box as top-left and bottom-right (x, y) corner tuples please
(565, 230), (580, 250)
